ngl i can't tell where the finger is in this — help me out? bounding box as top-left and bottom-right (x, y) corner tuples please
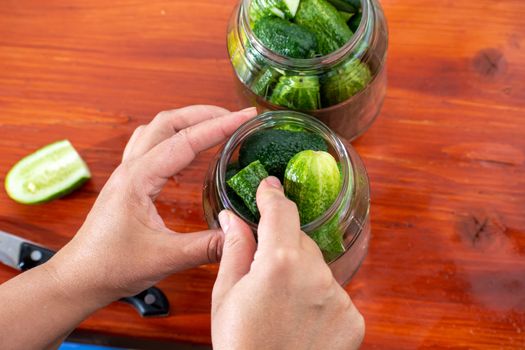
(164, 228), (225, 271)
(122, 125), (145, 162)
(213, 210), (256, 303)
(135, 108), (257, 197)
(256, 177), (302, 250)
(126, 105), (232, 161)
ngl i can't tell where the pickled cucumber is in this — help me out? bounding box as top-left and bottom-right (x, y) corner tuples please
(321, 58), (371, 106)
(295, 0), (353, 55)
(269, 75), (321, 110)
(253, 17), (317, 59)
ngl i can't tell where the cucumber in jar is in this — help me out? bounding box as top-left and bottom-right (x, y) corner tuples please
(326, 0), (360, 13)
(250, 67), (283, 97)
(270, 75), (321, 110)
(321, 58), (371, 106)
(284, 150), (345, 258)
(295, 0), (353, 55)
(253, 17), (317, 59)
(249, 0), (301, 24)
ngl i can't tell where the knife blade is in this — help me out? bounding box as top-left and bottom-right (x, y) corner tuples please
(0, 230), (170, 318)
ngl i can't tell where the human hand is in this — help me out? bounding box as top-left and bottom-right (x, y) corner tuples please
(45, 105), (257, 306)
(211, 177), (365, 350)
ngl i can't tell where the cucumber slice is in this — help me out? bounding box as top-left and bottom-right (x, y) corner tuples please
(227, 160), (269, 218)
(5, 140), (91, 204)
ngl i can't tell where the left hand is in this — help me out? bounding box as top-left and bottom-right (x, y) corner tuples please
(45, 105), (257, 306)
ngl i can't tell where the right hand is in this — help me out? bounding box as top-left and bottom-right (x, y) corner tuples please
(211, 176), (365, 350)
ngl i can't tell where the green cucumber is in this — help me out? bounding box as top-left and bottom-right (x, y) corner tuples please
(339, 10), (355, 23)
(239, 129), (328, 179)
(284, 150), (341, 224)
(249, 0), (301, 24)
(284, 150), (344, 258)
(270, 75), (321, 110)
(227, 160), (269, 218)
(253, 17), (317, 59)
(5, 140), (91, 204)
(295, 0), (353, 55)
(327, 0), (360, 12)
(225, 164), (257, 222)
(348, 10), (362, 32)
(321, 58), (371, 106)
(251, 67), (283, 97)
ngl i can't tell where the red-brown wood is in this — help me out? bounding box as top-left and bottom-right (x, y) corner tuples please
(1, 0), (524, 348)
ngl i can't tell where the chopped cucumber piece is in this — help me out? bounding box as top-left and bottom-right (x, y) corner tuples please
(225, 164), (257, 222)
(253, 17), (317, 59)
(295, 0), (353, 55)
(227, 160), (269, 218)
(5, 140), (91, 204)
(270, 75), (321, 110)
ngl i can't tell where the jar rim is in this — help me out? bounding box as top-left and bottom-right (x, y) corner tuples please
(216, 110), (356, 234)
(239, 0), (371, 69)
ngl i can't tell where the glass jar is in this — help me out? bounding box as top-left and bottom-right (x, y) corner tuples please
(226, 0), (388, 141)
(202, 111), (370, 285)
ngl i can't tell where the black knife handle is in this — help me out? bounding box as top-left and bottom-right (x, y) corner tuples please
(120, 287), (170, 318)
(18, 242), (170, 318)
(18, 242), (55, 271)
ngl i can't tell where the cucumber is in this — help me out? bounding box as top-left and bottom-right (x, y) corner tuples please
(348, 10), (362, 32)
(5, 140), (91, 204)
(249, 0), (301, 24)
(225, 164), (257, 222)
(295, 0), (353, 55)
(339, 10), (355, 23)
(270, 75), (321, 110)
(251, 67), (283, 97)
(326, 0), (360, 12)
(239, 129), (328, 180)
(284, 150), (344, 258)
(283, 150), (341, 224)
(253, 17), (317, 59)
(321, 58), (371, 106)
(227, 160), (269, 218)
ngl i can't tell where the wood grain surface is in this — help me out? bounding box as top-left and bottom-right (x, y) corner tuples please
(1, 0), (524, 348)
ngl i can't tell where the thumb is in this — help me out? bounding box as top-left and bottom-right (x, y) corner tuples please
(212, 210), (256, 303)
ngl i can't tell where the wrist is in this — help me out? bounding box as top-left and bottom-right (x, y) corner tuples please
(42, 250), (115, 312)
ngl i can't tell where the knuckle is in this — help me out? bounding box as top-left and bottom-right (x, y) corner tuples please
(207, 231), (224, 263)
(270, 248), (301, 270)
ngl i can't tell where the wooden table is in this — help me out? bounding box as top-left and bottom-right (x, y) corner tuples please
(1, 0), (524, 348)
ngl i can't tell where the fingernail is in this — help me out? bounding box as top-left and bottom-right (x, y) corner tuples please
(265, 176), (281, 189)
(239, 107), (257, 113)
(218, 210), (231, 232)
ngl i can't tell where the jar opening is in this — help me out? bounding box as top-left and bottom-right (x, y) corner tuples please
(239, 0), (371, 69)
(216, 111), (355, 234)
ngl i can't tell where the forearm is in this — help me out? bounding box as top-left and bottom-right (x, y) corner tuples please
(0, 262), (108, 350)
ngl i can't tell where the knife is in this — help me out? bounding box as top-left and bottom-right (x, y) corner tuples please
(0, 230), (170, 318)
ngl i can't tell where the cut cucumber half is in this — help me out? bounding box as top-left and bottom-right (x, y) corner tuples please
(5, 140), (91, 204)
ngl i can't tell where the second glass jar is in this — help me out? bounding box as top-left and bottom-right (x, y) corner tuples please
(227, 0), (388, 140)
(202, 111), (371, 285)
